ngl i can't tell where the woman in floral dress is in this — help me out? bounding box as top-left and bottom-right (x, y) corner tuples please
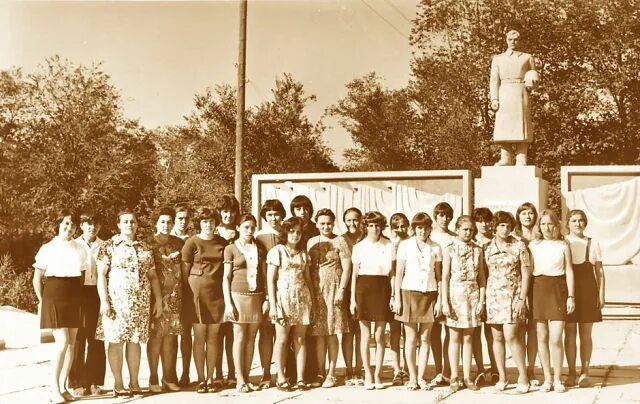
(147, 207), (184, 393)
(442, 216), (485, 392)
(96, 210), (163, 397)
(308, 208), (351, 388)
(485, 211), (531, 394)
(267, 217), (314, 391)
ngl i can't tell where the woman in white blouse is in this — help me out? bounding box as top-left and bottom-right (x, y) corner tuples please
(392, 212), (442, 391)
(529, 210), (575, 393)
(350, 211), (394, 390)
(33, 210), (89, 404)
(563, 209), (605, 388)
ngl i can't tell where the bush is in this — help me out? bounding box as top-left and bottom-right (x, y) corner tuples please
(0, 253), (37, 313)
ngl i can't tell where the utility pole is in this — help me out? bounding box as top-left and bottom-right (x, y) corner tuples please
(235, 0), (247, 205)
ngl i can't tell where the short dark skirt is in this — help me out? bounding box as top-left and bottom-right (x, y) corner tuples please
(189, 275), (225, 324)
(231, 292), (264, 324)
(395, 290), (437, 324)
(355, 275), (391, 321)
(567, 262), (602, 323)
(532, 275), (568, 321)
(41, 276), (82, 329)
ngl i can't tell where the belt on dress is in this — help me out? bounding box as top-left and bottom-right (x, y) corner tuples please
(501, 78), (524, 84)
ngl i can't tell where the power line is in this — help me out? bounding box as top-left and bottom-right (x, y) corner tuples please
(360, 0), (409, 40)
(383, 0), (412, 23)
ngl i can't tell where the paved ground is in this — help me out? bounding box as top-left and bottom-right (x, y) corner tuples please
(1, 320), (639, 404)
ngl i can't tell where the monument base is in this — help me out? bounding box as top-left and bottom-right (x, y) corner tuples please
(474, 166), (548, 214)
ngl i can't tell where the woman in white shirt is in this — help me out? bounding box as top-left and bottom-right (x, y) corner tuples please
(563, 209), (604, 388)
(392, 212), (442, 391)
(33, 210), (89, 404)
(529, 210), (575, 393)
(350, 211), (394, 390)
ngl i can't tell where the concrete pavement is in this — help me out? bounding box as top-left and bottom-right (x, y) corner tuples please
(1, 320), (639, 404)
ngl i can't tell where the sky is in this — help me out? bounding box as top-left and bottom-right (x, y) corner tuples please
(1, 0), (418, 165)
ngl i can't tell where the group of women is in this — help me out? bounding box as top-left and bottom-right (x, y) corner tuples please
(32, 196), (605, 403)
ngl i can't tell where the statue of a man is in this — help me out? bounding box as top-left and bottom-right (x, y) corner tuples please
(490, 30), (538, 166)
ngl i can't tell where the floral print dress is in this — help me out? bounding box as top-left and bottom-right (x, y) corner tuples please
(96, 235), (155, 343)
(485, 237), (530, 324)
(267, 245), (312, 326)
(446, 239), (484, 329)
(308, 235), (351, 336)
(149, 234), (184, 337)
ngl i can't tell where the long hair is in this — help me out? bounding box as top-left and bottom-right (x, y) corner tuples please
(278, 216), (305, 251)
(532, 209), (563, 241)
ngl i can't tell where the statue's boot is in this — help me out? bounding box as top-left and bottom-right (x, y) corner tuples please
(494, 147), (513, 166)
(515, 144), (528, 166)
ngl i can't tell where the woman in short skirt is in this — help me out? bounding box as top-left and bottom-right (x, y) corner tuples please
(442, 216), (486, 392)
(222, 214), (266, 393)
(33, 210), (89, 404)
(529, 209), (575, 393)
(563, 209), (604, 388)
(350, 211), (394, 390)
(392, 212), (441, 391)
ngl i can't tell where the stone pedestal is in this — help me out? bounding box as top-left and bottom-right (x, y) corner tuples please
(474, 166), (548, 214)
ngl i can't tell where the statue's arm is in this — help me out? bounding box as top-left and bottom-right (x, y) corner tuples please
(489, 55), (500, 109)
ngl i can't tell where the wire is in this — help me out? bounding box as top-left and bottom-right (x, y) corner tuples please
(383, 0), (412, 23)
(360, 0), (409, 40)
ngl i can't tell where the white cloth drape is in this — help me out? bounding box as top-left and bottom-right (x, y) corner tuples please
(563, 177), (640, 266)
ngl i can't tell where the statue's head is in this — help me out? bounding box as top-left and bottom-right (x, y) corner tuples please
(505, 30), (520, 50)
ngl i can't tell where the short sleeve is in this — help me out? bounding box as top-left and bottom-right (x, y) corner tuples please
(396, 241), (408, 262)
(351, 243), (362, 265)
(224, 244), (235, 263)
(96, 242), (112, 274)
(433, 243), (443, 262)
(181, 237), (196, 263)
(337, 236), (351, 259)
(590, 239), (603, 264)
(517, 241), (531, 268)
(33, 243), (50, 271)
(266, 246), (281, 267)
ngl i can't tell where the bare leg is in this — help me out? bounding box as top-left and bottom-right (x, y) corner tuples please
(60, 328), (78, 395)
(50, 328), (70, 401)
(578, 323), (594, 376)
(327, 335), (339, 378)
(244, 324), (259, 382)
(205, 324), (221, 382)
(107, 342), (125, 390)
(536, 321), (552, 383)
(373, 321), (386, 385)
(417, 324), (431, 383)
(232, 324), (247, 385)
(443, 325), (451, 378)
(549, 321), (565, 383)
(148, 337), (162, 385)
(404, 323), (418, 384)
(484, 323), (498, 376)
(315, 335), (327, 377)
(490, 325), (507, 383)
(564, 322), (578, 379)
(125, 342), (141, 390)
(448, 327), (462, 381)
(389, 320), (402, 375)
(527, 319), (538, 383)
(359, 321), (372, 385)
(259, 323), (275, 382)
(161, 336), (178, 383)
(431, 322), (443, 375)
(472, 326), (485, 376)
(292, 325), (308, 382)
(504, 323), (528, 384)
(274, 324), (290, 384)
(341, 332), (354, 379)
(192, 325), (207, 382)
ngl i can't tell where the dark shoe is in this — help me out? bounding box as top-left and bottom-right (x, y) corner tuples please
(196, 381), (208, 394)
(178, 375), (191, 388)
(464, 378), (479, 391)
(310, 375), (324, 388)
(392, 372), (404, 386)
(258, 376), (272, 390)
(236, 383), (251, 393)
(112, 388), (132, 398)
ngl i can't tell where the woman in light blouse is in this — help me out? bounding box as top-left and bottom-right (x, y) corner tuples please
(350, 211), (394, 390)
(529, 209), (575, 393)
(33, 210), (89, 404)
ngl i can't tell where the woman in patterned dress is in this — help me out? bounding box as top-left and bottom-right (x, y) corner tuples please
(267, 217), (314, 391)
(307, 208), (351, 388)
(147, 207), (184, 393)
(442, 216), (485, 392)
(485, 211), (531, 394)
(96, 210), (163, 397)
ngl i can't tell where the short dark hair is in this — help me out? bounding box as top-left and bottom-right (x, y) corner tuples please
(237, 213), (257, 226)
(116, 209), (137, 223)
(411, 212), (432, 230)
(79, 211), (101, 226)
(390, 213), (409, 229)
(260, 199), (286, 221)
(472, 207), (493, 223)
(52, 209), (79, 235)
(215, 195), (240, 217)
(493, 210), (516, 231)
(290, 195), (314, 217)
(362, 211), (387, 228)
(155, 207), (175, 222)
(343, 207), (362, 222)
(567, 209), (588, 227)
(433, 202), (454, 220)
(174, 204), (191, 216)
(314, 208), (336, 223)
(192, 207), (220, 232)
(278, 217), (305, 250)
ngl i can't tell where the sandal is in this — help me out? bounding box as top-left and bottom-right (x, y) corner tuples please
(322, 375), (336, 388)
(276, 380), (291, 392)
(236, 383), (251, 393)
(418, 379), (433, 391)
(296, 380), (309, 391)
(474, 371), (486, 386)
(196, 381), (208, 394)
(258, 377), (272, 390)
(310, 375), (325, 388)
(554, 381), (567, 393)
(578, 374), (592, 388)
(449, 377), (460, 393)
(539, 381), (552, 392)
(406, 381), (419, 391)
(464, 378), (479, 391)
(392, 372), (404, 386)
